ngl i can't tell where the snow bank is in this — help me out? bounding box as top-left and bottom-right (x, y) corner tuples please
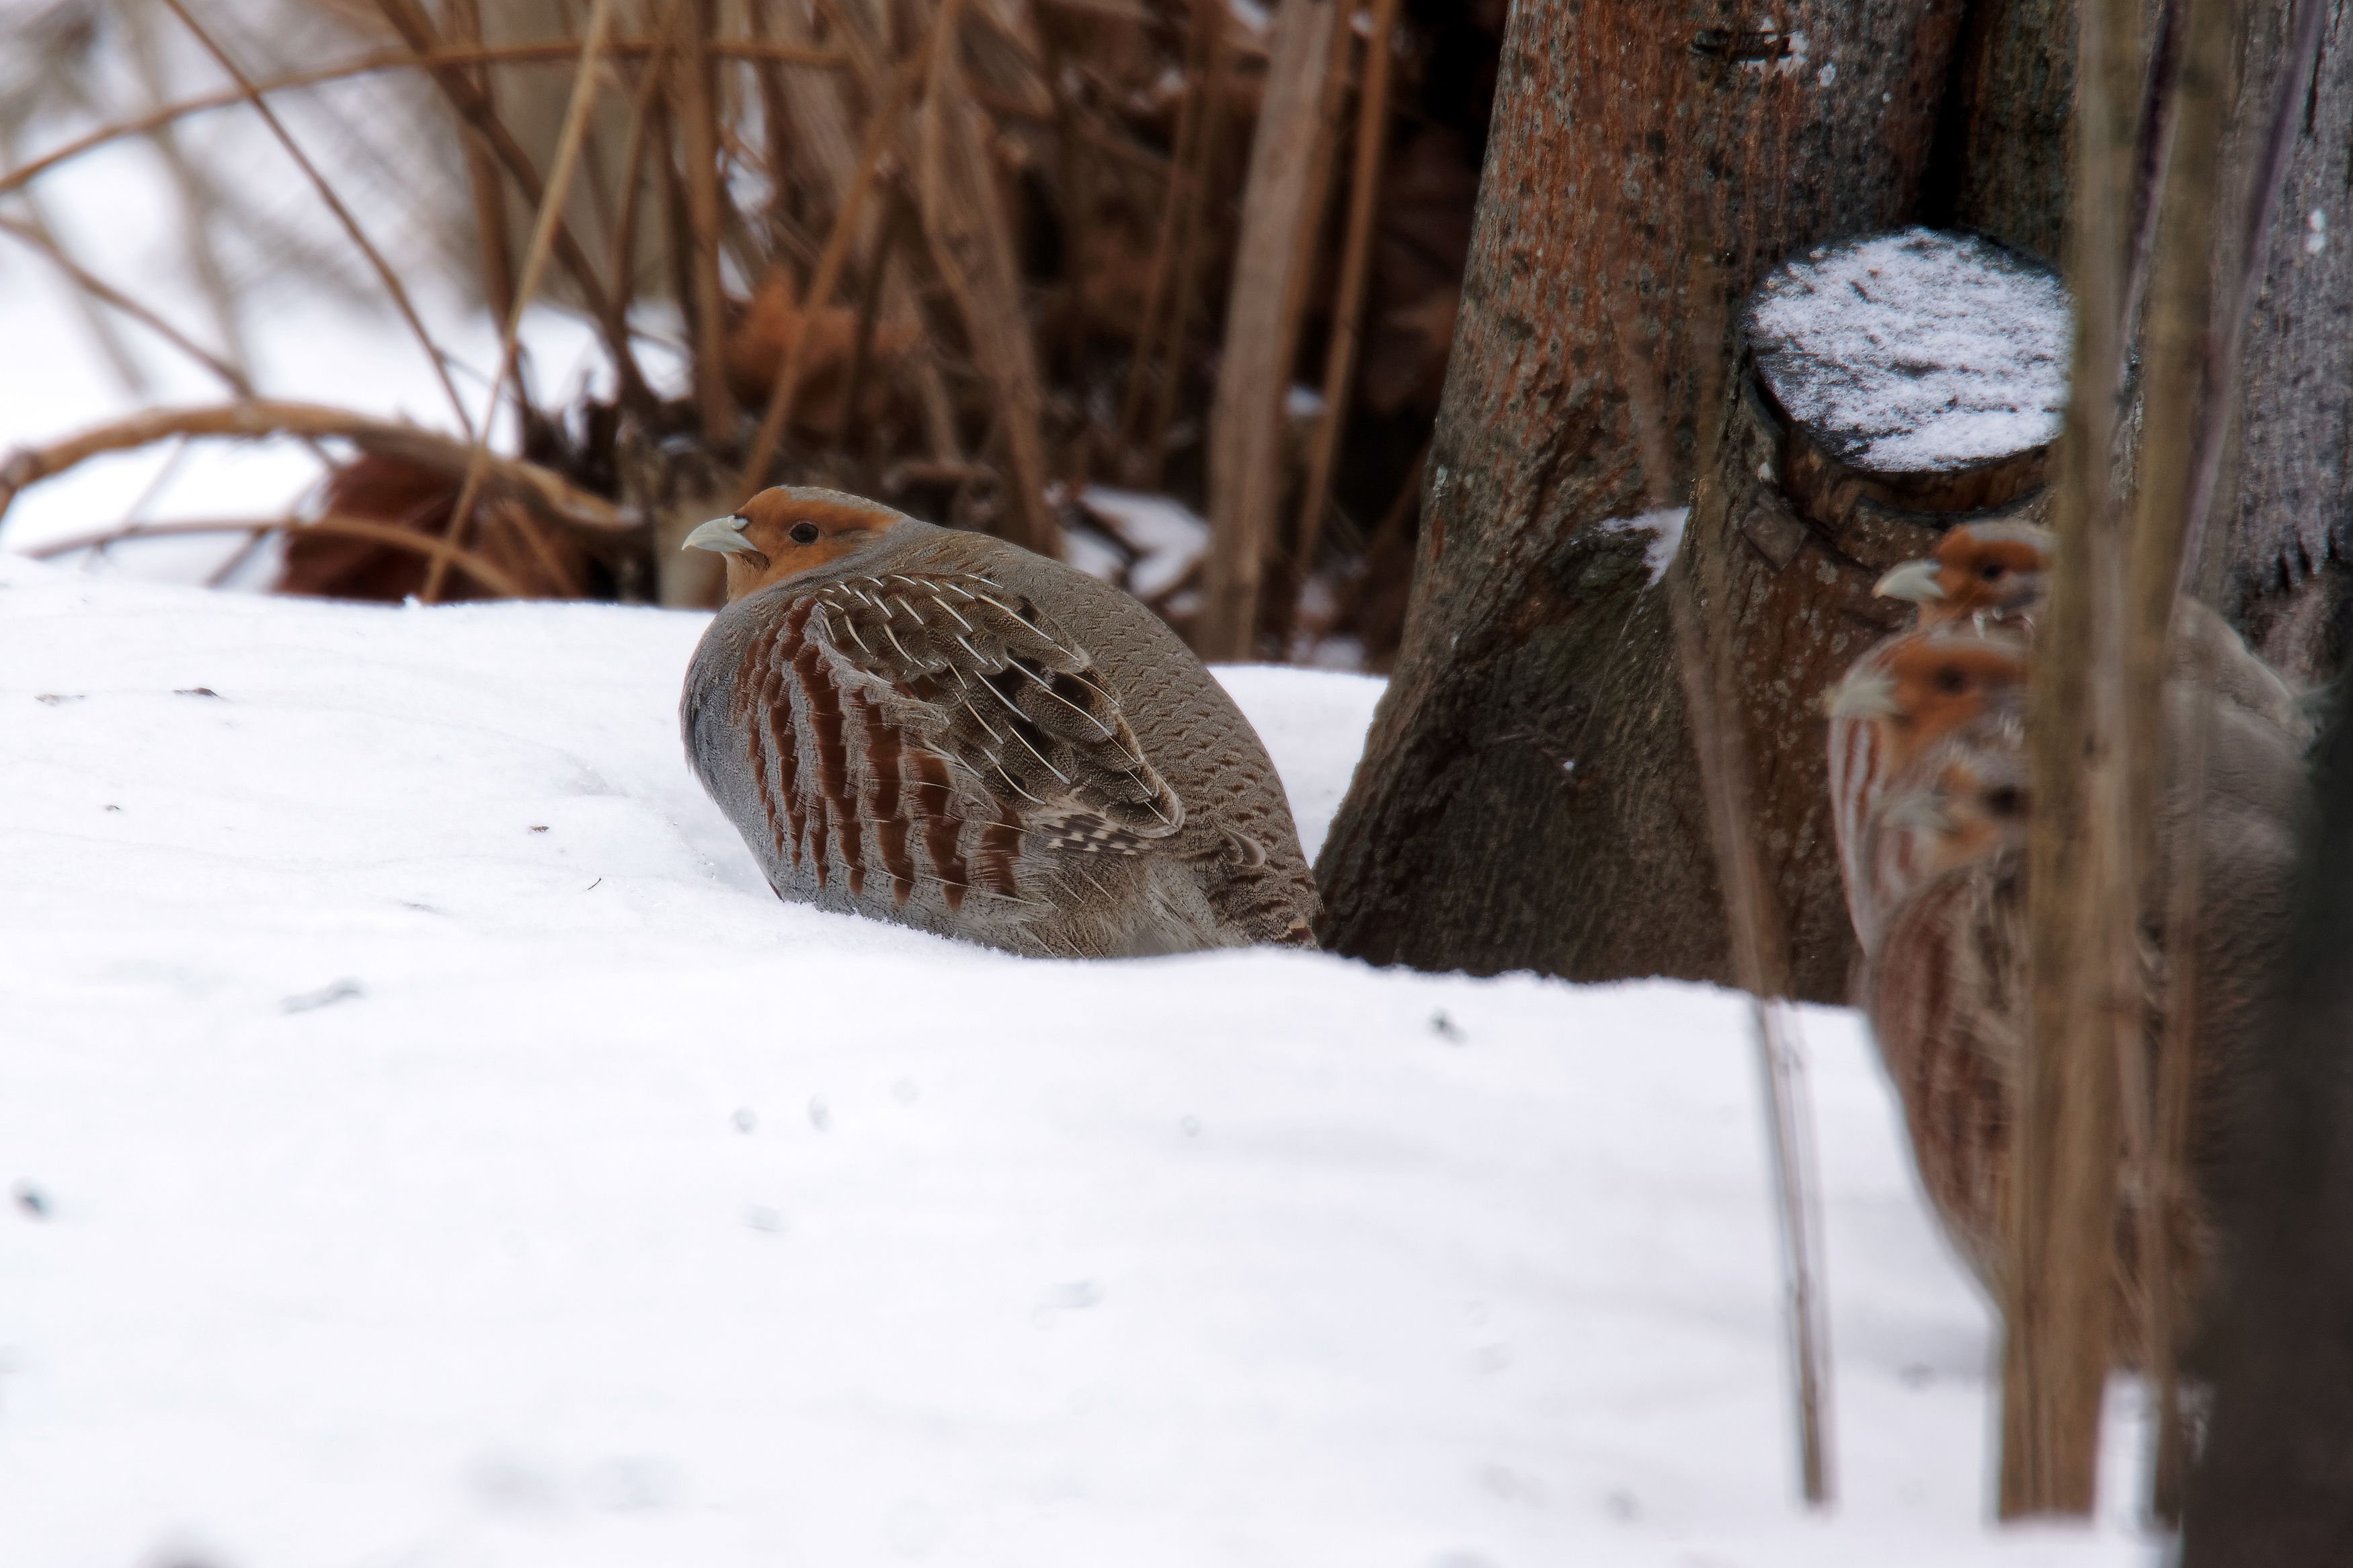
(1747, 229), (2071, 474)
(0, 561), (2155, 1567)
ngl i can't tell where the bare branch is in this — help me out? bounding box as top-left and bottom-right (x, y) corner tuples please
(157, 0), (474, 438)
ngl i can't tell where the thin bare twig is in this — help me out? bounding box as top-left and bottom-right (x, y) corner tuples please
(0, 214), (250, 397)
(2141, 0), (2327, 1523)
(24, 515), (529, 597)
(604, 0), (691, 349)
(676, 0), (735, 442)
(1144, 0), (1235, 487)
(734, 0), (962, 501)
(367, 0), (645, 405)
(423, 0), (618, 604)
(2002, 0), (2141, 1519)
(0, 38), (844, 208)
(158, 0), (473, 438)
(443, 0), (518, 329)
(1611, 275), (1834, 1509)
(1117, 1), (1209, 443)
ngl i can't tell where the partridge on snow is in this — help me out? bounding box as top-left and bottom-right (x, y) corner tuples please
(678, 487), (1320, 958)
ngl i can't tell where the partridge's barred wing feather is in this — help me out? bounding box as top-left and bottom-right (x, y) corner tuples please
(723, 571), (1187, 913)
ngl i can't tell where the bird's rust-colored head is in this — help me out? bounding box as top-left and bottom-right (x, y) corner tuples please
(682, 487), (910, 602)
(1874, 521), (2052, 628)
(1830, 631), (2029, 775)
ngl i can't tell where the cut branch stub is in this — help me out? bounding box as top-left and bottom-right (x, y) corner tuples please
(1747, 228), (2069, 530)
(1712, 227), (2071, 999)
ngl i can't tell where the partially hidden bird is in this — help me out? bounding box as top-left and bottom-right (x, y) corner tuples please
(1837, 518), (2313, 1366)
(1874, 518), (2310, 739)
(677, 487), (1321, 958)
(1860, 685), (2304, 1362)
(1825, 628), (2031, 952)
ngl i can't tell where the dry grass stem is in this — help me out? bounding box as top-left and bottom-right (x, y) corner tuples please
(1613, 279), (1834, 1508)
(159, 0), (473, 436)
(1202, 0), (1350, 657)
(1289, 0), (1401, 641)
(422, 0), (618, 604)
(0, 214), (251, 397)
(734, 1), (959, 501)
(2001, 0), (2142, 1520)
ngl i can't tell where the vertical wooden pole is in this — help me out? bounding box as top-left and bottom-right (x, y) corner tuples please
(1999, 0), (2142, 1520)
(1201, 0), (1348, 659)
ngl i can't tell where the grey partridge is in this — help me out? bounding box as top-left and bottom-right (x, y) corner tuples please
(1874, 518), (2311, 740)
(1862, 676), (2306, 1364)
(678, 487), (1320, 958)
(1825, 628), (2031, 954)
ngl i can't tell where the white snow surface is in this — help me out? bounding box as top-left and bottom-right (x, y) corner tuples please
(0, 561), (2162, 1567)
(1747, 229), (2071, 475)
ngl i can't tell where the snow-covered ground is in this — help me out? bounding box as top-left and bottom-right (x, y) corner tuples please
(0, 560), (2162, 1567)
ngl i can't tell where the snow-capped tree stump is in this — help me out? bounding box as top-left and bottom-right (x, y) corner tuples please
(1700, 228), (2070, 997)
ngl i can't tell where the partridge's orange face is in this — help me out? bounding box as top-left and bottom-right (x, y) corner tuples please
(1882, 638), (2028, 768)
(1876, 522), (2052, 626)
(1929, 526), (2048, 620)
(682, 487), (905, 602)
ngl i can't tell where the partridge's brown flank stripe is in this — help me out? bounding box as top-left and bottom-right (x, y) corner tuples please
(680, 487), (1320, 958)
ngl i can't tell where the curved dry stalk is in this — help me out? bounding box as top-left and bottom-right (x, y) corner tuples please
(0, 39), (846, 207)
(0, 401), (628, 538)
(158, 0), (473, 439)
(424, 0), (617, 604)
(368, 0), (636, 402)
(21, 513), (530, 598)
(0, 214), (251, 397)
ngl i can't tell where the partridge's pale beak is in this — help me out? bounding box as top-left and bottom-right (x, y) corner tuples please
(682, 515), (754, 554)
(1826, 669), (1899, 720)
(1874, 559), (1946, 602)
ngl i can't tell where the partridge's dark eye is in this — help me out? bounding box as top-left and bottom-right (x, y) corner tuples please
(1935, 667), (1969, 695)
(789, 522), (822, 545)
(1980, 563), (2005, 581)
(1984, 785), (2025, 817)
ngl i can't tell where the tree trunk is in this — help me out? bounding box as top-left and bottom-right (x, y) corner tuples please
(1931, 0), (2077, 261)
(2180, 673), (2353, 1562)
(2224, 7), (2353, 684)
(1314, 1), (1967, 992)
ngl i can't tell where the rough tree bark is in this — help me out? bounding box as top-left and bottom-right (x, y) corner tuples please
(2224, 7), (2353, 683)
(2179, 671), (2353, 1561)
(1931, 0), (2077, 261)
(1314, 1), (1968, 995)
